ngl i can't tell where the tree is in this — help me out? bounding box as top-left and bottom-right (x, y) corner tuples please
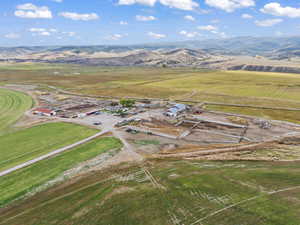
(120, 99), (135, 108)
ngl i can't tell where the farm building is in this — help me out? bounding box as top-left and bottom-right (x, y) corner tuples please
(33, 108), (56, 116)
(165, 104), (187, 117)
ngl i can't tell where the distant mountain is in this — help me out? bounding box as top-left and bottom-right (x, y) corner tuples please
(2, 36), (300, 58)
(1, 37), (300, 73)
(163, 36), (300, 57)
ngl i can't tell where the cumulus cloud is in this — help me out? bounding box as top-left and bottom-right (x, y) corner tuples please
(148, 32), (166, 39)
(197, 25), (227, 37)
(120, 21), (128, 25)
(106, 34), (126, 40)
(4, 33), (20, 39)
(205, 0), (255, 12)
(119, 0), (156, 6)
(184, 15), (195, 21)
(136, 15), (156, 21)
(59, 12), (99, 21)
(159, 0), (198, 10)
(242, 14), (253, 19)
(197, 25), (217, 31)
(179, 30), (199, 38)
(261, 3), (300, 18)
(255, 18), (283, 27)
(211, 19), (220, 23)
(119, 0), (198, 11)
(29, 28), (57, 36)
(15, 3), (52, 19)
(62, 31), (76, 37)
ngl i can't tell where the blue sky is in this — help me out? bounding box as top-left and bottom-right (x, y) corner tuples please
(1, 0), (300, 46)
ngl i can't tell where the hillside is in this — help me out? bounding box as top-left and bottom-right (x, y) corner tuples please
(2, 37), (300, 72)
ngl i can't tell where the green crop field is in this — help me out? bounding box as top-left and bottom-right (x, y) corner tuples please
(1, 64), (300, 122)
(0, 88), (33, 134)
(0, 137), (122, 208)
(1, 160), (299, 225)
(0, 122), (98, 173)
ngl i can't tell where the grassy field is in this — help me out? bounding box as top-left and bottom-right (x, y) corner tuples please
(0, 136), (122, 208)
(0, 122), (98, 173)
(0, 160), (299, 225)
(0, 88), (33, 134)
(1, 63), (300, 122)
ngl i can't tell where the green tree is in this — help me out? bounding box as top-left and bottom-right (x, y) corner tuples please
(120, 99), (135, 108)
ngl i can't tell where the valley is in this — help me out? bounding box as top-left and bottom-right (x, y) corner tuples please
(0, 52), (300, 225)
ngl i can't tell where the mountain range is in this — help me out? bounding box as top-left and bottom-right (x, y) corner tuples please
(1, 36), (300, 73)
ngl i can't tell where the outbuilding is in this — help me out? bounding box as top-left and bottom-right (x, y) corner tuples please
(165, 103), (187, 117)
(33, 108), (56, 116)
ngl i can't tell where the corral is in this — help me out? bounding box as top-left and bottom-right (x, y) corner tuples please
(6, 82), (299, 162)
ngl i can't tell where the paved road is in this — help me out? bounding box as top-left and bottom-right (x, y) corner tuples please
(0, 130), (108, 177)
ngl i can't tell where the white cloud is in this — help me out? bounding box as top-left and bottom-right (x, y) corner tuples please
(210, 19), (220, 23)
(197, 25), (217, 31)
(15, 3), (52, 19)
(205, 0), (255, 12)
(40, 31), (51, 36)
(29, 28), (57, 36)
(59, 12), (99, 21)
(119, 0), (198, 11)
(49, 28), (58, 32)
(119, 0), (156, 6)
(62, 31), (76, 37)
(184, 15), (195, 21)
(4, 33), (20, 39)
(106, 34), (125, 40)
(52, 0), (63, 2)
(29, 28), (46, 32)
(120, 21), (128, 25)
(159, 0), (198, 10)
(197, 25), (227, 38)
(179, 30), (199, 38)
(242, 13), (253, 19)
(148, 31), (166, 39)
(255, 18), (283, 27)
(136, 15), (156, 21)
(261, 3), (300, 18)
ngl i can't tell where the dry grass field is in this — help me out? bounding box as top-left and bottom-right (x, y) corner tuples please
(1, 63), (300, 123)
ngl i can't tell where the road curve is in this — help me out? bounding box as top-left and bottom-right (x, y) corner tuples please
(0, 130), (108, 177)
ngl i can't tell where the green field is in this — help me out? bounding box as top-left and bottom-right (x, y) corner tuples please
(0, 88), (33, 134)
(1, 64), (300, 122)
(0, 122), (98, 173)
(0, 160), (299, 225)
(0, 137), (122, 208)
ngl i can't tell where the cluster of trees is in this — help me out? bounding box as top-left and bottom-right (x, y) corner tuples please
(120, 99), (135, 108)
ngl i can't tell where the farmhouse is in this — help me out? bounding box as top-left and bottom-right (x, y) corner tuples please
(33, 108), (56, 116)
(165, 104), (187, 117)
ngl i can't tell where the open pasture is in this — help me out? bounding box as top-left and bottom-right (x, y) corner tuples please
(0, 160), (299, 225)
(0, 136), (122, 208)
(1, 64), (300, 122)
(0, 122), (98, 173)
(0, 88), (33, 134)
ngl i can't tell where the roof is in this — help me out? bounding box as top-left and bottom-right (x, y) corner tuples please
(174, 104), (187, 110)
(34, 108), (53, 114)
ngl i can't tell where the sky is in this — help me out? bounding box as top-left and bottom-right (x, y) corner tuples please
(1, 0), (300, 46)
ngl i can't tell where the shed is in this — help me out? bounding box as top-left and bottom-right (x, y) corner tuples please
(33, 108), (56, 116)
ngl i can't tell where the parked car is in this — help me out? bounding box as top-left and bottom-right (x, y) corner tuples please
(93, 122), (102, 125)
